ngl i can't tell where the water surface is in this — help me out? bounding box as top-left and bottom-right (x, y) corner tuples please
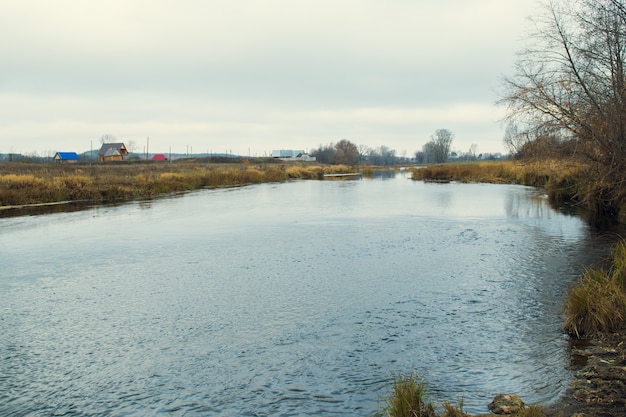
(0, 172), (613, 415)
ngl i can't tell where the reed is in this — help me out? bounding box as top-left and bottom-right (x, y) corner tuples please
(361, 165), (375, 178)
(411, 160), (583, 186)
(380, 374), (549, 417)
(383, 374), (435, 417)
(440, 401), (468, 417)
(564, 240), (626, 338)
(284, 165), (324, 179)
(323, 164), (354, 175)
(0, 161), (359, 208)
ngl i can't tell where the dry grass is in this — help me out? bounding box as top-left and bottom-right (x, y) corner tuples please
(383, 374), (435, 417)
(513, 405), (547, 417)
(381, 374), (546, 417)
(440, 401), (468, 417)
(0, 160), (356, 207)
(411, 160), (588, 210)
(411, 160), (582, 186)
(564, 241), (626, 338)
(284, 165), (324, 179)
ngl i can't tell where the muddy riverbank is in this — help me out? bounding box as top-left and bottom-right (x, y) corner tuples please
(543, 332), (626, 417)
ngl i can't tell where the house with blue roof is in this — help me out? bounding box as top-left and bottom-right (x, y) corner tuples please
(54, 152), (80, 164)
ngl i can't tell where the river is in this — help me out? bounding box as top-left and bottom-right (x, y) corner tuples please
(0, 171), (615, 416)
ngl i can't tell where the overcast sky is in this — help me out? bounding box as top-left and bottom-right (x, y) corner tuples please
(0, 1), (539, 157)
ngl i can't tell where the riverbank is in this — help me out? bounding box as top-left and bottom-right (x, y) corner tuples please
(0, 159), (356, 209)
(381, 335), (626, 417)
(549, 331), (626, 417)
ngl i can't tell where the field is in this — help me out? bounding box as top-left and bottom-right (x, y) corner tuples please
(0, 158), (356, 208)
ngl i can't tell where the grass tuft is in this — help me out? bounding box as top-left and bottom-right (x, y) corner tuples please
(515, 405), (547, 417)
(564, 240), (626, 338)
(384, 374), (435, 417)
(440, 400), (468, 417)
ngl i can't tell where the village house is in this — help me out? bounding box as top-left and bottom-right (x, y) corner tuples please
(53, 152), (80, 164)
(98, 143), (128, 162)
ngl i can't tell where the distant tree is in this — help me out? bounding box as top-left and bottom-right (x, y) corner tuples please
(414, 150), (426, 164)
(334, 139), (359, 165)
(126, 139), (138, 153)
(423, 129), (454, 163)
(310, 143), (336, 164)
(502, 122), (529, 157)
(358, 144), (370, 164)
(422, 142), (434, 163)
(468, 144), (478, 161)
(368, 145), (397, 165)
(100, 134), (116, 144)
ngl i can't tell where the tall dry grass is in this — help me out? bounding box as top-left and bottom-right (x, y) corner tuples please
(564, 240), (626, 338)
(0, 160), (356, 207)
(411, 160), (581, 185)
(411, 160), (586, 206)
(383, 374), (435, 417)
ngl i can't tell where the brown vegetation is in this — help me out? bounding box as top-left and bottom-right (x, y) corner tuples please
(0, 160), (355, 208)
(380, 374), (548, 417)
(411, 159), (587, 207)
(501, 0), (626, 228)
(564, 240), (626, 338)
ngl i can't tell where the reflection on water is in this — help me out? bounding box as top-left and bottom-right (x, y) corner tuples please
(0, 173), (616, 416)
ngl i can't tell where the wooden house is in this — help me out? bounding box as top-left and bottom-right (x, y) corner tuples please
(98, 143), (128, 162)
(53, 152), (79, 163)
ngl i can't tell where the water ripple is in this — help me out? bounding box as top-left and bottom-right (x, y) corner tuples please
(0, 179), (617, 416)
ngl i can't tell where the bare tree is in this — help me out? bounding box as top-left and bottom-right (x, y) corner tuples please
(334, 139), (359, 165)
(469, 143), (478, 160)
(310, 143), (336, 164)
(368, 145), (397, 165)
(100, 134), (116, 144)
(424, 129), (454, 163)
(126, 140), (138, 153)
(501, 0), (626, 208)
(358, 144), (370, 164)
(502, 122), (528, 156)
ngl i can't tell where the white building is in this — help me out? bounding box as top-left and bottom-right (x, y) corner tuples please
(271, 149), (315, 161)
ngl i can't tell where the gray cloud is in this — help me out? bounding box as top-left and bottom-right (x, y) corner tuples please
(0, 0), (537, 155)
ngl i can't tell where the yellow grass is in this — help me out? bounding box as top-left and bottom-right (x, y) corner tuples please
(411, 160), (583, 185)
(0, 160), (357, 208)
(0, 174), (45, 186)
(564, 240), (626, 338)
